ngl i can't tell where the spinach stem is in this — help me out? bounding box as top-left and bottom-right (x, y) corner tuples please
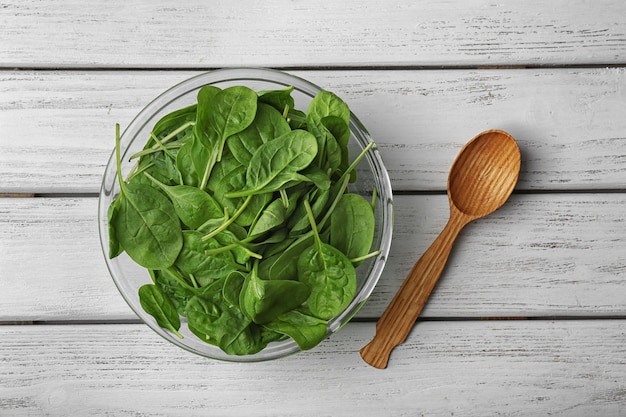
(130, 121), (195, 160)
(196, 208), (229, 233)
(162, 267), (197, 292)
(317, 174), (350, 231)
(337, 141), (375, 186)
(201, 195), (253, 241)
(302, 141), (373, 232)
(143, 171), (168, 192)
(371, 187), (378, 212)
(189, 273), (200, 289)
(126, 161), (154, 182)
(350, 250), (382, 264)
(160, 121), (195, 144)
(169, 327), (184, 339)
(149, 132), (176, 159)
(114, 123), (128, 195)
(199, 151), (218, 190)
(205, 242), (262, 260)
(129, 141), (183, 160)
(303, 199), (322, 251)
(279, 189), (289, 208)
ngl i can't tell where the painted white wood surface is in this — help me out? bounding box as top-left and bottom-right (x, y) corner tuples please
(2, 0), (626, 415)
(2, 321), (625, 417)
(2, 68), (626, 193)
(2, 193), (626, 322)
(2, 0), (626, 68)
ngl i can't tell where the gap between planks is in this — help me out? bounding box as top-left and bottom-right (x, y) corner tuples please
(3, 189), (626, 198)
(0, 193), (35, 198)
(3, 63), (626, 72)
(3, 316), (626, 326)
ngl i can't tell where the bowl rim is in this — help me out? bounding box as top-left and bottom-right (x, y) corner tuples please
(98, 67), (394, 361)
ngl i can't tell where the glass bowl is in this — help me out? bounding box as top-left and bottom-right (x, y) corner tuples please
(98, 68), (393, 361)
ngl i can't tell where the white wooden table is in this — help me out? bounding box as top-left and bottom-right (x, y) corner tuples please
(2, 1), (626, 415)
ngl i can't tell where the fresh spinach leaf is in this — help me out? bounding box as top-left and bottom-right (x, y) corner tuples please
(212, 165), (273, 227)
(174, 231), (241, 287)
(258, 86), (295, 113)
(212, 227), (257, 265)
(152, 269), (197, 316)
(288, 188), (330, 236)
(194, 86), (257, 188)
(301, 165), (331, 191)
(107, 196), (123, 259)
(261, 234), (314, 281)
(329, 193), (376, 263)
(205, 150), (242, 195)
(286, 108), (307, 130)
(111, 125), (183, 270)
(223, 272), (245, 307)
(175, 134), (215, 188)
(144, 172), (223, 229)
(225, 129), (318, 198)
(186, 283), (267, 355)
(152, 104), (197, 143)
(248, 198), (287, 239)
(264, 310), (328, 350)
(297, 200), (356, 320)
(227, 103), (291, 166)
(133, 104), (197, 160)
(138, 284), (183, 338)
(306, 91), (350, 170)
(240, 262), (310, 324)
(113, 182), (183, 269)
(321, 115), (351, 177)
(307, 91), (350, 127)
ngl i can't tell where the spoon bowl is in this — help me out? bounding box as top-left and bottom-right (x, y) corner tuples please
(360, 129), (521, 369)
(449, 130), (520, 218)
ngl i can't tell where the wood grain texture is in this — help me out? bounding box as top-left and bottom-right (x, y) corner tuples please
(1, 320), (625, 416)
(2, 68), (626, 193)
(2, 0), (626, 68)
(2, 193), (625, 322)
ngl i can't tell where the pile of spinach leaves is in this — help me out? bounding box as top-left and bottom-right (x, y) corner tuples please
(108, 85), (379, 355)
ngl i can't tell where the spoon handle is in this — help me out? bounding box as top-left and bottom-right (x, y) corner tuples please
(360, 211), (469, 369)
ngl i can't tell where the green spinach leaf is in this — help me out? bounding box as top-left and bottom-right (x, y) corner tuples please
(186, 286), (267, 355)
(107, 196), (123, 259)
(240, 262), (310, 324)
(306, 91), (350, 170)
(264, 310), (328, 350)
(225, 129), (318, 198)
(248, 198), (287, 239)
(111, 125), (183, 270)
(174, 231), (241, 287)
(258, 86), (295, 113)
(144, 172), (223, 229)
(330, 193), (376, 263)
(138, 284), (183, 338)
(227, 103), (291, 166)
(194, 86), (257, 188)
(297, 200), (356, 320)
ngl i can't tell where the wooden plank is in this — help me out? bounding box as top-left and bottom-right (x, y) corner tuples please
(2, 0), (626, 67)
(2, 68), (626, 193)
(2, 193), (625, 322)
(1, 320), (625, 416)
(0, 197), (132, 321)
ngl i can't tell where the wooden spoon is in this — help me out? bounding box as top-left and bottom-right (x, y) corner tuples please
(360, 129), (521, 369)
